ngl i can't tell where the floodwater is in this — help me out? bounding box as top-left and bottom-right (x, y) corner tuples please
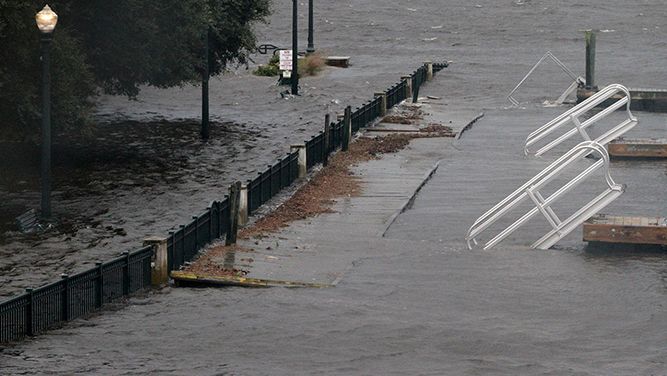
(1, 0), (666, 296)
(2, 0), (667, 374)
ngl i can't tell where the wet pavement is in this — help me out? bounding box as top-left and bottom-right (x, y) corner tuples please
(2, 0), (667, 374)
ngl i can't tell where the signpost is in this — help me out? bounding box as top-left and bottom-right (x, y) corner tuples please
(279, 49), (293, 71)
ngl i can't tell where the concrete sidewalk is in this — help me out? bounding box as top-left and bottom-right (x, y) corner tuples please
(180, 101), (482, 287)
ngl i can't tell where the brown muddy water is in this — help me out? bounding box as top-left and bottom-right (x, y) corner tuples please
(1, 0), (667, 374)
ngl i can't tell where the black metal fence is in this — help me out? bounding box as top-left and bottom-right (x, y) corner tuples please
(0, 246), (152, 343)
(0, 61), (448, 344)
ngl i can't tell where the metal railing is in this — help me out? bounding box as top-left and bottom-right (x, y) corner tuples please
(525, 84), (637, 157)
(0, 60), (449, 343)
(0, 246), (152, 343)
(466, 141), (624, 250)
(507, 51), (585, 107)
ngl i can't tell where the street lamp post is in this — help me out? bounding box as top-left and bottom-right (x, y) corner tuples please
(307, 0), (315, 54)
(201, 27), (210, 140)
(291, 0), (298, 95)
(35, 4), (58, 219)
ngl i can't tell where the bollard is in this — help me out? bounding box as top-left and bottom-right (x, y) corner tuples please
(374, 92), (387, 116)
(323, 114), (331, 166)
(143, 236), (169, 286)
(424, 61), (434, 80)
(584, 30), (596, 90)
(401, 76), (413, 101)
(290, 144), (307, 178)
(238, 184), (248, 226)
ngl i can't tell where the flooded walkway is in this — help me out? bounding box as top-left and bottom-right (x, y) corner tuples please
(3, 93), (665, 374)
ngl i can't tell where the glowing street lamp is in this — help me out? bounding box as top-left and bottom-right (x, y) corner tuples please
(35, 5), (58, 34)
(36, 4), (58, 218)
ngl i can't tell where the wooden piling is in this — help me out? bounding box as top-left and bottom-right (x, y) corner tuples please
(584, 30), (596, 90)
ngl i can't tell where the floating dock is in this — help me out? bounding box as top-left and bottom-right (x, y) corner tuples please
(577, 88), (667, 112)
(583, 214), (667, 246)
(608, 138), (667, 159)
(325, 56), (351, 68)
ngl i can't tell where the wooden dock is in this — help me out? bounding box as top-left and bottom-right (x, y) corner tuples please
(577, 87), (667, 112)
(608, 138), (667, 159)
(583, 214), (667, 246)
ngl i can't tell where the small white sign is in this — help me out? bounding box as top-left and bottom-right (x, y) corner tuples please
(279, 50), (293, 71)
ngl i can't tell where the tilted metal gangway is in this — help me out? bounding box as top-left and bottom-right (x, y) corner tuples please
(524, 84), (637, 157)
(466, 141), (625, 250)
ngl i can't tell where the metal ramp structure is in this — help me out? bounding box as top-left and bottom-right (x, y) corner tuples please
(507, 51), (585, 107)
(466, 141), (625, 250)
(525, 84), (638, 157)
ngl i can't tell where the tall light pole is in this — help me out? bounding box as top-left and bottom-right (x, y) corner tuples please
(291, 0), (298, 95)
(201, 27), (210, 140)
(307, 0), (315, 54)
(35, 4), (58, 219)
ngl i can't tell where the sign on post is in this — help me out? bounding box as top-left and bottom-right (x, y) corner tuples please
(279, 50), (293, 71)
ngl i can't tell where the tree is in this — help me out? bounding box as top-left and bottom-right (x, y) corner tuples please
(0, 0), (271, 140)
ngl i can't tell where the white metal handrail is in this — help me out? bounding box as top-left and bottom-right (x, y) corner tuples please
(466, 141), (625, 250)
(507, 51), (585, 107)
(525, 84), (637, 157)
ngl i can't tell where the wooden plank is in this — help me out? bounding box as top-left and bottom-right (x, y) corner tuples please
(608, 138), (667, 158)
(170, 271), (331, 289)
(583, 214), (667, 246)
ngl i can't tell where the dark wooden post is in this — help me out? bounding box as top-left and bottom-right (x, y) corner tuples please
(585, 30), (596, 90)
(226, 181), (241, 245)
(323, 114), (331, 166)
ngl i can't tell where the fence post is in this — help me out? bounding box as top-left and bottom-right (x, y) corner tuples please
(192, 215), (199, 251)
(323, 114), (331, 166)
(143, 236), (169, 286)
(61, 273), (69, 322)
(424, 61), (433, 80)
(25, 287), (34, 337)
(122, 251), (130, 294)
(95, 261), (104, 308)
(584, 30), (596, 90)
(374, 92), (387, 117)
(343, 106), (352, 151)
(239, 184), (248, 226)
(401, 76), (413, 101)
(290, 144), (307, 178)
(226, 181), (241, 245)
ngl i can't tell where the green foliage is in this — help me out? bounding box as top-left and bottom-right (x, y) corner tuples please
(0, 0), (272, 139)
(253, 54), (280, 77)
